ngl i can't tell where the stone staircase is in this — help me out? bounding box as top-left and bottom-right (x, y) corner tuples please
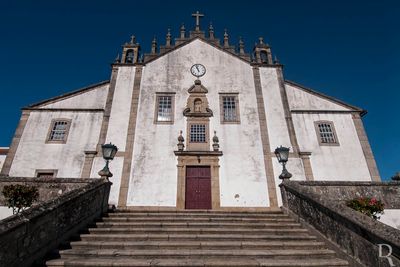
(46, 210), (349, 266)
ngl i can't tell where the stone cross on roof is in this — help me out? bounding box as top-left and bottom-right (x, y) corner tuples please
(192, 11), (204, 31)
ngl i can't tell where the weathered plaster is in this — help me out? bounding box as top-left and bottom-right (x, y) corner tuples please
(9, 111), (103, 178)
(285, 82), (351, 111)
(292, 113), (371, 181)
(105, 67), (136, 151)
(126, 39), (269, 207)
(39, 84), (109, 109)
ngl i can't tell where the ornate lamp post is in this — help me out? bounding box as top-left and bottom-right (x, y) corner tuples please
(98, 143), (118, 180)
(274, 146), (292, 181)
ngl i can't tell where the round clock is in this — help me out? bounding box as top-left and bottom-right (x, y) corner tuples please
(190, 64), (206, 78)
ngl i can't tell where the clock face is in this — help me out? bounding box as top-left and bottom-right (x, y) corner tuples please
(190, 64), (206, 78)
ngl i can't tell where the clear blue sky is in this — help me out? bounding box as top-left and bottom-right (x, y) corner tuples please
(0, 1), (398, 180)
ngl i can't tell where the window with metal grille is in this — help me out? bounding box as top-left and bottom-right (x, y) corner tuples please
(190, 124), (206, 143)
(222, 95), (239, 122)
(48, 120), (70, 142)
(156, 95), (173, 122)
(317, 122), (338, 144)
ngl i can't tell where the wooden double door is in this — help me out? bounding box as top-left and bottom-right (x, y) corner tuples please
(185, 166), (211, 209)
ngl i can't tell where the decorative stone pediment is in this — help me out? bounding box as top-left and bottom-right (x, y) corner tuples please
(183, 80), (213, 117)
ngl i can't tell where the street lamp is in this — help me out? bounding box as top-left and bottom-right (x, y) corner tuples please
(274, 146), (292, 181)
(98, 142), (118, 180)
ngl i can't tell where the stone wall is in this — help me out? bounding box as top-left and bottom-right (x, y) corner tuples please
(0, 177), (111, 266)
(280, 180), (400, 267)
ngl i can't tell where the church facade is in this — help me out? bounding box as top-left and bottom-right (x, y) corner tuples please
(0, 12), (380, 209)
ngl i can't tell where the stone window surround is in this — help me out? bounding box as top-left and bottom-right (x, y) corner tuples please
(35, 169), (58, 178)
(154, 92), (176, 124)
(186, 118), (210, 151)
(219, 92), (240, 124)
(314, 120), (340, 146)
(45, 118), (72, 144)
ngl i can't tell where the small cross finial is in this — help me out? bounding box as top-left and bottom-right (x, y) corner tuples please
(191, 11), (204, 31)
(223, 29), (229, 48)
(208, 22), (214, 39)
(239, 37), (245, 55)
(166, 28), (171, 47)
(180, 23), (186, 39)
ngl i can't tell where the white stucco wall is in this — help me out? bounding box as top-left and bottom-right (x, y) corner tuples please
(0, 154), (6, 172)
(9, 111), (103, 178)
(259, 68), (292, 151)
(0, 206), (13, 221)
(292, 113), (371, 181)
(105, 67), (136, 152)
(126, 39), (269, 207)
(285, 83), (350, 111)
(90, 156), (124, 205)
(40, 84), (109, 109)
(379, 209), (400, 230)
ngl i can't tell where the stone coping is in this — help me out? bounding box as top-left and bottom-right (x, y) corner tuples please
(0, 178), (109, 236)
(280, 180), (400, 260)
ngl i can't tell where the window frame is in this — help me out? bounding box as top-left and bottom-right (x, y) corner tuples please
(314, 120), (340, 146)
(154, 92), (175, 124)
(46, 119), (72, 144)
(219, 93), (240, 124)
(35, 169), (58, 178)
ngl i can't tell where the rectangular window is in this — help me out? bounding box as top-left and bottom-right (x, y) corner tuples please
(220, 93), (240, 123)
(155, 93), (175, 124)
(46, 119), (71, 143)
(315, 121), (339, 145)
(190, 124), (206, 143)
(35, 169), (57, 178)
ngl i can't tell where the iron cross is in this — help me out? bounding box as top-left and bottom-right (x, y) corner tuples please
(192, 11), (204, 31)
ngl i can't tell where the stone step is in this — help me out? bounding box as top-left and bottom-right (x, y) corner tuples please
(101, 216), (296, 223)
(114, 209), (283, 214)
(70, 240), (327, 250)
(108, 212), (289, 218)
(80, 233), (318, 242)
(58, 248), (338, 260)
(88, 227), (308, 235)
(95, 221), (302, 229)
(46, 257), (349, 266)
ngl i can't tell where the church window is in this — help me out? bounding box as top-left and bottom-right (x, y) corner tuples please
(219, 93), (240, 123)
(125, 49), (134, 63)
(190, 124), (206, 143)
(155, 93), (175, 124)
(194, 99), (202, 112)
(315, 121), (339, 145)
(46, 119), (71, 143)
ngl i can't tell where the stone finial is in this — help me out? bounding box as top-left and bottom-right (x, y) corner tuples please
(208, 22), (214, 39)
(212, 131), (220, 151)
(223, 29), (229, 48)
(180, 23), (186, 39)
(166, 28), (171, 47)
(239, 37), (245, 55)
(392, 172), (400, 181)
(177, 131), (185, 151)
(114, 53), (120, 63)
(151, 36), (157, 54)
(259, 37), (264, 44)
(274, 55), (280, 64)
(130, 35), (136, 45)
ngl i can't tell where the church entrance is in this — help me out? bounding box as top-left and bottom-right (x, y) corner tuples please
(185, 166), (211, 209)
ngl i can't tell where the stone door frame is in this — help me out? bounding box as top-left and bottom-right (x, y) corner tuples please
(176, 154), (221, 210)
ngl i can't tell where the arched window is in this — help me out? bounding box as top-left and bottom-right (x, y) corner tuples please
(260, 51), (268, 63)
(125, 49), (134, 63)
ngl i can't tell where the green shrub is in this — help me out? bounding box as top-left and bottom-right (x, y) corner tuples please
(346, 197), (384, 220)
(2, 184), (39, 214)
